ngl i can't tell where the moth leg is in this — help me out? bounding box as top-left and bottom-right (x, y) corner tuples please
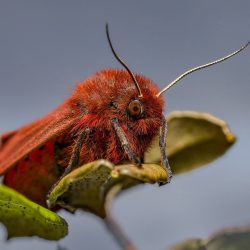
(111, 118), (141, 165)
(63, 128), (90, 176)
(47, 129), (89, 206)
(159, 114), (172, 184)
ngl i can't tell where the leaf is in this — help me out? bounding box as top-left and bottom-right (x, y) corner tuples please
(169, 225), (250, 250)
(48, 160), (168, 218)
(168, 239), (206, 250)
(0, 185), (68, 240)
(48, 160), (114, 217)
(207, 225), (250, 250)
(48, 111), (236, 218)
(144, 111), (236, 174)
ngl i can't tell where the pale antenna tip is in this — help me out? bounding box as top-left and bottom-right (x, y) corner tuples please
(156, 40), (250, 97)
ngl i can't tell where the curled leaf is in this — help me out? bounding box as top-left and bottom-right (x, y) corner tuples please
(0, 185), (68, 240)
(48, 111), (235, 217)
(144, 111), (236, 174)
(48, 160), (114, 217)
(48, 160), (168, 217)
(111, 163), (167, 184)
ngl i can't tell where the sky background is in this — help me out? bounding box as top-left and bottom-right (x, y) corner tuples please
(0, 1), (250, 250)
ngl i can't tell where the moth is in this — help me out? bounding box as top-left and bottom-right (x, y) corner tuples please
(0, 25), (248, 207)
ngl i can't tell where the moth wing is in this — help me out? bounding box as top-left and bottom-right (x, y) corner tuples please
(1, 130), (17, 145)
(0, 103), (79, 175)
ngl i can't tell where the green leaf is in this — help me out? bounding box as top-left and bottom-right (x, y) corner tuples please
(48, 160), (168, 218)
(169, 225), (250, 250)
(144, 111), (236, 174)
(0, 185), (68, 240)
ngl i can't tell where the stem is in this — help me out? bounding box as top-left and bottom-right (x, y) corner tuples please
(104, 213), (137, 250)
(104, 184), (137, 250)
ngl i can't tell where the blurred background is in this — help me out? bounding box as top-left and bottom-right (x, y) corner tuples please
(0, 1), (250, 249)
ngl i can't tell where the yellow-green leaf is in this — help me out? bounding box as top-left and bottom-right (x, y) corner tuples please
(48, 160), (114, 217)
(48, 160), (168, 218)
(144, 111), (236, 174)
(0, 185), (68, 240)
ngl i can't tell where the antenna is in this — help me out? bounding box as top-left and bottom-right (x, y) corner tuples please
(106, 23), (143, 97)
(156, 41), (250, 97)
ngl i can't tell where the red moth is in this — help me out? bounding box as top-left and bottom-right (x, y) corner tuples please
(0, 25), (249, 207)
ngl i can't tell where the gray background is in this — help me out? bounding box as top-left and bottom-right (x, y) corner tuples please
(0, 1), (250, 250)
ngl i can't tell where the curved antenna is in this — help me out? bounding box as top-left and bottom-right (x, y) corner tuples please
(105, 23), (143, 97)
(156, 41), (250, 97)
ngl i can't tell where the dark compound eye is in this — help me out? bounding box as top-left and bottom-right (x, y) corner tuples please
(127, 99), (143, 118)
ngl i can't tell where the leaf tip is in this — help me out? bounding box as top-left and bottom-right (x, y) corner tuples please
(111, 169), (120, 178)
(226, 133), (236, 144)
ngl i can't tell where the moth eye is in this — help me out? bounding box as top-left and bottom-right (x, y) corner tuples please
(127, 100), (143, 118)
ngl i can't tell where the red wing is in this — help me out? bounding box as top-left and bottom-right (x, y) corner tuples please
(0, 103), (79, 175)
(1, 130), (17, 144)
